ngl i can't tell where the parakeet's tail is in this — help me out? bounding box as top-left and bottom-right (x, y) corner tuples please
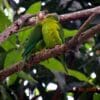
(22, 44), (34, 59)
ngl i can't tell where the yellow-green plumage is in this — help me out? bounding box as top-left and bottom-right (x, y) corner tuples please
(41, 15), (68, 72)
(23, 15), (64, 61)
(41, 15), (64, 48)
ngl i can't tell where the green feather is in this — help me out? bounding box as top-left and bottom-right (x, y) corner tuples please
(34, 40), (45, 52)
(23, 24), (42, 59)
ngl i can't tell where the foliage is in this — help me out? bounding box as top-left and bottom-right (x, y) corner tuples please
(0, 0), (100, 100)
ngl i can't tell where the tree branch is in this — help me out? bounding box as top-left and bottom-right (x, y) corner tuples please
(68, 12), (97, 49)
(0, 6), (100, 43)
(32, 87), (100, 100)
(0, 24), (100, 81)
(68, 87), (100, 92)
(60, 6), (100, 21)
(0, 14), (33, 43)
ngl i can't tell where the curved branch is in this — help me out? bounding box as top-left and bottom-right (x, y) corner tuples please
(0, 24), (100, 81)
(0, 6), (100, 43)
(60, 6), (100, 21)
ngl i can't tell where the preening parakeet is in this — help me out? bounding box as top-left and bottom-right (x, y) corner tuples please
(41, 14), (67, 71)
(41, 14), (64, 48)
(23, 24), (42, 59)
(23, 14), (66, 66)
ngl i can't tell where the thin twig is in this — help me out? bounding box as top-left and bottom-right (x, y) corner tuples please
(68, 13), (97, 49)
(78, 24), (100, 44)
(76, 13), (96, 36)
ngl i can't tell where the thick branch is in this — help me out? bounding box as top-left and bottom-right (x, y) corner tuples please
(0, 24), (100, 81)
(0, 6), (100, 43)
(0, 45), (67, 81)
(0, 14), (33, 43)
(32, 87), (100, 100)
(68, 87), (100, 92)
(60, 6), (100, 21)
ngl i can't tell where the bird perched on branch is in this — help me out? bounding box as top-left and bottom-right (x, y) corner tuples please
(23, 13), (65, 61)
(41, 13), (64, 48)
(22, 23), (43, 59)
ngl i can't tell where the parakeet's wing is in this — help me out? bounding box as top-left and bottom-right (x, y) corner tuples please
(34, 39), (45, 52)
(23, 24), (42, 58)
(58, 23), (64, 43)
(42, 18), (63, 48)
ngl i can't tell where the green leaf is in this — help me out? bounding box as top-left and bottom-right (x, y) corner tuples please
(0, 47), (6, 68)
(0, 9), (11, 32)
(18, 26), (34, 44)
(84, 43), (92, 50)
(94, 0), (100, 3)
(1, 35), (17, 51)
(40, 58), (89, 82)
(6, 73), (17, 86)
(0, 51), (6, 68)
(93, 93), (100, 100)
(63, 28), (77, 39)
(84, 38), (95, 50)
(3, 0), (14, 21)
(26, 1), (41, 14)
(18, 71), (38, 84)
(4, 49), (22, 86)
(40, 58), (66, 73)
(0, 85), (13, 100)
(0, 0), (2, 8)
(67, 69), (89, 82)
(4, 49), (22, 68)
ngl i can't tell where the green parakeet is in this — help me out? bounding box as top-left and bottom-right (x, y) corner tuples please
(22, 14), (67, 72)
(41, 14), (68, 72)
(41, 14), (64, 48)
(22, 23), (42, 59)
